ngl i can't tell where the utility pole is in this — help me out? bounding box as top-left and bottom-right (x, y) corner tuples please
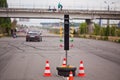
(104, 1), (115, 27)
(107, 4), (109, 27)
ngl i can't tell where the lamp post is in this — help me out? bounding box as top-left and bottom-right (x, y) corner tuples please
(104, 1), (115, 26)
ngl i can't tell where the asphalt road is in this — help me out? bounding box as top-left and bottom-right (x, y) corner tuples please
(0, 34), (120, 80)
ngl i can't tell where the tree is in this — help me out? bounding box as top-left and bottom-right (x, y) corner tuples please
(100, 27), (106, 36)
(105, 26), (110, 36)
(79, 22), (88, 34)
(110, 26), (116, 36)
(11, 19), (17, 29)
(94, 23), (100, 35)
(116, 28), (120, 37)
(0, 0), (8, 7)
(0, 0), (11, 35)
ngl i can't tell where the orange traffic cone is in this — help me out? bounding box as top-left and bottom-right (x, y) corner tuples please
(43, 60), (51, 77)
(69, 71), (74, 80)
(62, 58), (66, 67)
(67, 77), (69, 80)
(78, 61), (85, 77)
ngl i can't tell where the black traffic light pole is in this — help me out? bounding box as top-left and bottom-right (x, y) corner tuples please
(64, 14), (69, 66)
(65, 50), (68, 66)
(56, 14), (76, 77)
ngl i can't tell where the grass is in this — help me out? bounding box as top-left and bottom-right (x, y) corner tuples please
(79, 34), (120, 43)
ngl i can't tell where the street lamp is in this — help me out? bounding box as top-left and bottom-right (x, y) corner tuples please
(104, 1), (115, 11)
(104, 1), (115, 26)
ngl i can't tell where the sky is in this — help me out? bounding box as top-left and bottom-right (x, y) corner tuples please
(7, 0), (120, 26)
(7, 0), (120, 9)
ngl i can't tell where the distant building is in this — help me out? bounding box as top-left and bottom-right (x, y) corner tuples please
(118, 21), (120, 28)
(102, 23), (118, 27)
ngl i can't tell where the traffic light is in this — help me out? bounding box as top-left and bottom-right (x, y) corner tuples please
(59, 26), (63, 38)
(70, 38), (74, 42)
(64, 14), (69, 50)
(60, 38), (63, 42)
(70, 27), (74, 38)
(70, 27), (74, 48)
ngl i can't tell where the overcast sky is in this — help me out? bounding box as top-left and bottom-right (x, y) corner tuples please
(7, 0), (120, 26)
(8, 0), (120, 9)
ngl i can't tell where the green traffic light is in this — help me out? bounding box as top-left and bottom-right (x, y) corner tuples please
(70, 39), (74, 42)
(60, 39), (63, 42)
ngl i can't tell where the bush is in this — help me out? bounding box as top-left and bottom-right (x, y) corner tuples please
(99, 36), (103, 40)
(117, 39), (120, 43)
(83, 35), (86, 38)
(103, 36), (108, 40)
(116, 29), (120, 37)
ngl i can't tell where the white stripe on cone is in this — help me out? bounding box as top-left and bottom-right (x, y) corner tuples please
(70, 74), (73, 76)
(79, 70), (85, 73)
(44, 70), (50, 73)
(63, 61), (66, 64)
(46, 63), (50, 67)
(80, 64), (83, 67)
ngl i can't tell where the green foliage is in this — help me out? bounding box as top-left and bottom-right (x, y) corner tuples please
(100, 27), (105, 36)
(105, 26), (110, 36)
(0, 18), (11, 27)
(0, 0), (8, 7)
(0, 0), (11, 35)
(94, 23), (100, 35)
(78, 22), (120, 38)
(110, 26), (116, 36)
(118, 39), (120, 43)
(79, 22), (87, 34)
(116, 29), (120, 37)
(103, 36), (108, 40)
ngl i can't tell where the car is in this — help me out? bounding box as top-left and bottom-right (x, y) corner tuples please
(26, 31), (42, 42)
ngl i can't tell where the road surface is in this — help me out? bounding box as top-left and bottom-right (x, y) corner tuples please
(0, 34), (120, 80)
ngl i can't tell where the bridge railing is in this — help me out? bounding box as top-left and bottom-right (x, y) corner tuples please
(0, 8), (120, 15)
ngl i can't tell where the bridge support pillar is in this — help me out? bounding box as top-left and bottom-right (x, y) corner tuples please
(85, 19), (94, 34)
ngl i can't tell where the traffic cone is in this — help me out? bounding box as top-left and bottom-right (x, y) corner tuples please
(69, 71), (74, 80)
(67, 77), (69, 80)
(62, 58), (66, 67)
(78, 61), (85, 77)
(43, 60), (51, 77)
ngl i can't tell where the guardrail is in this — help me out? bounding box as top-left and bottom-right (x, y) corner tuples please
(0, 8), (120, 19)
(0, 8), (120, 15)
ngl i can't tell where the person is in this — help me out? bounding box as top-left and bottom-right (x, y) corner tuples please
(53, 6), (56, 12)
(48, 6), (51, 11)
(58, 3), (61, 9)
(11, 29), (17, 38)
(61, 5), (63, 11)
(11, 29), (13, 37)
(58, 2), (63, 11)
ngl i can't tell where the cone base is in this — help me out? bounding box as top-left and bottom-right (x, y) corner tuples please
(69, 77), (74, 80)
(78, 73), (85, 77)
(56, 67), (76, 77)
(43, 73), (51, 77)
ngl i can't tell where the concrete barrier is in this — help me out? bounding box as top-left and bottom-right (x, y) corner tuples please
(0, 34), (3, 37)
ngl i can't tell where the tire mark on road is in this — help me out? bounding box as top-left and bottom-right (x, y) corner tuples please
(22, 42), (46, 58)
(8, 43), (25, 52)
(74, 40), (120, 65)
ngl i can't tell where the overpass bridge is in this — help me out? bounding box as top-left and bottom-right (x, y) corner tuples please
(0, 8), (120, 20)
